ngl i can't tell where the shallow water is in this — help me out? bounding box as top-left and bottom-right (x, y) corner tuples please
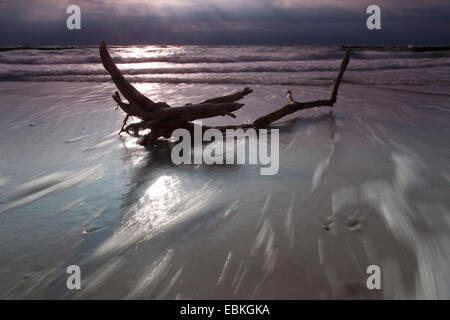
(0, 46), (449, 299)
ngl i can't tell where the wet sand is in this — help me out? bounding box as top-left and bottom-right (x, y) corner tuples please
(0, 81), (449, 299)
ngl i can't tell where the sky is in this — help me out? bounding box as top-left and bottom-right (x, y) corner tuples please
(0, 0), (449, 46)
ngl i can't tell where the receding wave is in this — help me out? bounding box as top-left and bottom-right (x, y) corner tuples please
(1, 73), (448, 86)
(1, 49), (449, 65)
(0, 54), (343, 65)
(1, 46), (449, 86)
(2, 60), (450, 79)
(0, 74), (331, 86)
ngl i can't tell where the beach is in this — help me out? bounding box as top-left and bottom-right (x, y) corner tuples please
(0, 46), (449, 299)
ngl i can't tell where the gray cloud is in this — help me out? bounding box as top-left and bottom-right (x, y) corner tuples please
(0, 0), (449, 45)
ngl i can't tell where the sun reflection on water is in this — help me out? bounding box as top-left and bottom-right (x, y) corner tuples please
(114, 46), (186, 71)
(124, 175), (183, 237)
(117, 46), (180, 59)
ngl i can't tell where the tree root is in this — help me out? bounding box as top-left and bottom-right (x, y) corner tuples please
(99, 41), (352, 147)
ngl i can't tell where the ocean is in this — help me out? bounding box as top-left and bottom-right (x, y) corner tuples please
(0, 45), (449, 299)
(2, 45), (450, 86)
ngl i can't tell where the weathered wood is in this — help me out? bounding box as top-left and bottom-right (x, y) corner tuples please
(152, 102), (244, 121)
(253, 98), (334, 127)
(330, 48), (352, 103)
(253, 49), (352, 128)
(100, 42), (157, 112)
(112, 91), (153, 120)
(118, 114), (130, 135)
(201, 87), (253, 104)
(99, 41), (352, 145)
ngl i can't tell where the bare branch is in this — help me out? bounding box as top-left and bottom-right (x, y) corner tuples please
(100, 41), (157, 112)
(330, 49), (352, 103)
(201, 87), (253, 104)
(253, 49), (352, 127)
(152, 102), (244, 122)
(118, 114), (130, 135)
(112, 91), (153, 120)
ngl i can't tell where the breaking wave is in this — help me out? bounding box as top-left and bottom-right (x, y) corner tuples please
(0, 45), (449, 86)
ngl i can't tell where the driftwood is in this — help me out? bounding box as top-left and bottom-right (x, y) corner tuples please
(99, 41), (352, 147)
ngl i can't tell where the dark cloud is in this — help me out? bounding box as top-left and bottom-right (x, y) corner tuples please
(0, 0), (449, 45)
